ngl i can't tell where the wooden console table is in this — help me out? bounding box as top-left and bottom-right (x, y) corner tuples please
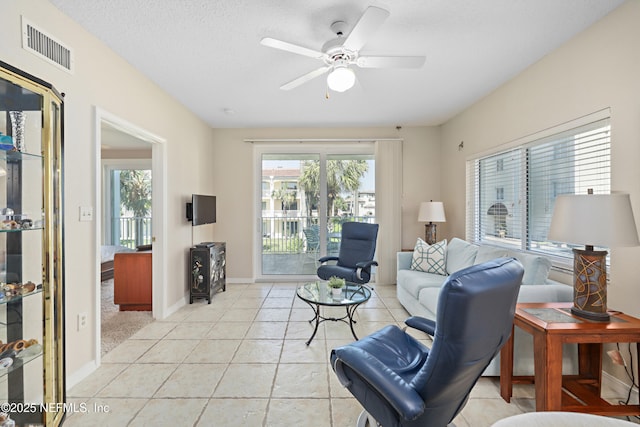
(500, 302), (640, 416)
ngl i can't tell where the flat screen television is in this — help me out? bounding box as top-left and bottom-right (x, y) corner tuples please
(186, 194), (216, 226)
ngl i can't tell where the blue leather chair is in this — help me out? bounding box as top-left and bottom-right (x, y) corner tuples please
(331, 257), (524, 427)
(317, 222), (379, 285)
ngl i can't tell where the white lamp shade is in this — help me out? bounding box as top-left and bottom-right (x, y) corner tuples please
(548, 193), (639, 248)
(327, 66), (356, 92)
(418, 201), (446, 223)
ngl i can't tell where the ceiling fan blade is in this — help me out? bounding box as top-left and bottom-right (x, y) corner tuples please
(356, 55), (426, 69)
(280, 66), (331, 90)
(342, 6), (390, 52)
(260, 37), (326, 60)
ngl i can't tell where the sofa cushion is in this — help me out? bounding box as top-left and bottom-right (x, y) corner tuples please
(474, 245), (510, 265)
(417, 286), (441, 318)
(446, 238), (478, 274)
(512, 252), (552, 286)
(410, 238), (447, 275)
(397, 269), (446, 298)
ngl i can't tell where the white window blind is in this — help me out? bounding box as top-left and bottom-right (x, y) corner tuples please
(467, 117), (611, 260)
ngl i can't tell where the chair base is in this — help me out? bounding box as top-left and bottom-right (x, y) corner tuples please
(355, 409), (458, 427)
(357, 410), (378, 427)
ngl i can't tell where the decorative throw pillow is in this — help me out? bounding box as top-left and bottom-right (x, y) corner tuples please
(410, 238), (448, 275)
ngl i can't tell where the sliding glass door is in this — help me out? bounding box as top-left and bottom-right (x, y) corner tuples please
(258, 148), (375, 278)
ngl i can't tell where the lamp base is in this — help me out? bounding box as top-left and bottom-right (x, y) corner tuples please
(570, 306), (610, 322)
(424, 223), (437, 245)
(571, 248), (609, 322)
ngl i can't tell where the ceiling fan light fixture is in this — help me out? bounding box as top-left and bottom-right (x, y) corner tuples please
(327, 66), (355, 92)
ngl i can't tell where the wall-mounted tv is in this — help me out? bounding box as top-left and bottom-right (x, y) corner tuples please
(186, 194), (216, 226)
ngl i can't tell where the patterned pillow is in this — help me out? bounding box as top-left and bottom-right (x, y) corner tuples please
(410, 238), (448, 275)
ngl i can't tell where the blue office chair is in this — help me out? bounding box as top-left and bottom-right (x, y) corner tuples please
(317, 222), (379, 285)
(331, 257), (524, 427)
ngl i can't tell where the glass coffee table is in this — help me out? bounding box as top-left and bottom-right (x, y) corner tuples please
(296, 281), (371, 345)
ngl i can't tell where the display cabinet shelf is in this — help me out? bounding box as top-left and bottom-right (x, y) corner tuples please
(0, 227), (44, 233)
(0, 150), (42, 161)
(0, 348), (43, 379)
(0, 286), (42, 306)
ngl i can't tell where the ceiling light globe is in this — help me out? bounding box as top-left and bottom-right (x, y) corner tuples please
(327, 67), (356, 92)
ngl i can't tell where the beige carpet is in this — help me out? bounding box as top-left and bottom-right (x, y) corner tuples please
(101, 279), (153, 355)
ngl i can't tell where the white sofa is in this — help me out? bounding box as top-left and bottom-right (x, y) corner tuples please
(397, 237), (576, 376)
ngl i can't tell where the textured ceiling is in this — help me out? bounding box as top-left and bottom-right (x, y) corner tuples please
(50, 0), (624, 129)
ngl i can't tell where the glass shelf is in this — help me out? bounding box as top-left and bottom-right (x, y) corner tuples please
(0, 226), (43, 233)
(0, 347), (43, 380)
(0, 286), (43, 306)
(0, 150), (42, 162)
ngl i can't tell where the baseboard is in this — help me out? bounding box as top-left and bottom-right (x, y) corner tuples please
(602, 370), (639, 402)
(161, 297), (186, 320)
(66, 360), (99, 391)
(227, 278), (254, 284)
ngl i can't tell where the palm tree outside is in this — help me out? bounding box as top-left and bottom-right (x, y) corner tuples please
(299, 159), (369, 224)
(119, 169), (152, 247)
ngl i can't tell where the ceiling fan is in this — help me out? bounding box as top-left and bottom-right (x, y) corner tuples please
(260, 6), (426, 93)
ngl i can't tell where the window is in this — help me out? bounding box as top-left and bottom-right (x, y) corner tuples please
(467, 116), (611, 261)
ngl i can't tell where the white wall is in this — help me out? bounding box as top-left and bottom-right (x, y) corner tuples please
(440, 0), (640, 384)
(211, 126), (441, 280)
(1, 0), (216, 380)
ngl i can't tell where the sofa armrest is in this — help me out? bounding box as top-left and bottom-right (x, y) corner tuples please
(397, 251), (413, 271)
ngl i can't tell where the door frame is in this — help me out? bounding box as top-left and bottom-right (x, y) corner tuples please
(93, 107), (167, 365)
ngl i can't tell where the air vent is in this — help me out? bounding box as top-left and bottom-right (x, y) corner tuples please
(21, 17), (74, 73)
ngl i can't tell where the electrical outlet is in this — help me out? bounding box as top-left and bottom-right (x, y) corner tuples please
(77, 312), (87, 331)
(79, 206), (93, 222)
(607, 349), (625, 366)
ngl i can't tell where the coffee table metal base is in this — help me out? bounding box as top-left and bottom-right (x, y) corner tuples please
(296, 282), (371, 346)
(302, 301), (364, 345)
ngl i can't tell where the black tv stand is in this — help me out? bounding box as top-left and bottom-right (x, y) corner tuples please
(189, 242), (226, 303)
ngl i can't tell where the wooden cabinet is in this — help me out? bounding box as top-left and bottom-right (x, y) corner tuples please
(0, 61), (65, 426)
(114, 251), (152, 311)
(190, 243), (226, 303)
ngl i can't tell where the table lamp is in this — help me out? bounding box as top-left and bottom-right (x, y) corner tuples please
(548, 191), (639, 321)
(418, 201), (446, 245)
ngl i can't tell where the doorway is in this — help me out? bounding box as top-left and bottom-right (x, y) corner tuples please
(100, 157), (153, 355)
(94, 108), (167, 363)
(256, 145), (375, 280)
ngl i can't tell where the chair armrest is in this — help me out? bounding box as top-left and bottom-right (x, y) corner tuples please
(404, 316), (436, 336)
(355, 260), (378, 280)
(318, 256), (339, 263)
(332, 346), (425, 421)
(355, 260), (378, 269)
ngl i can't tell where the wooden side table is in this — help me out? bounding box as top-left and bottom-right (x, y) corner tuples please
(114, 250), (152, 311)
(500, 302), (640, 416)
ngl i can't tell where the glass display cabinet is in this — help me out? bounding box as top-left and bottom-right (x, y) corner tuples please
(0, 61), (65, 426)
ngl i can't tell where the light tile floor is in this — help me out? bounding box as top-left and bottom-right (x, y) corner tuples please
(66, 283), (638, 426)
